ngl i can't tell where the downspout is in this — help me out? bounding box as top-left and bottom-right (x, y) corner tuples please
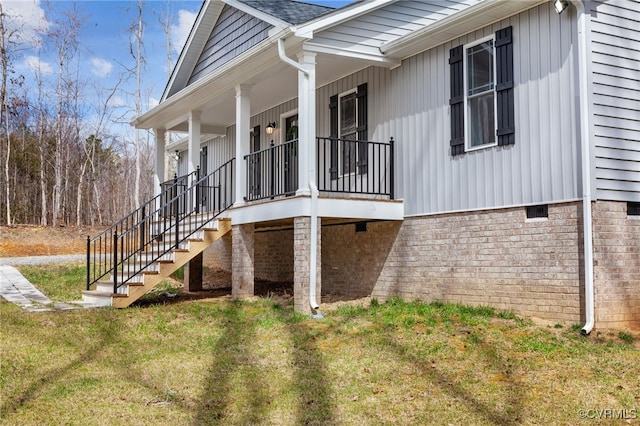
(570, 0), (594, 335)
(277, 38), (321, 315)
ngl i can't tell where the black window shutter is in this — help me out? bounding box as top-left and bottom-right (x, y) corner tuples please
(495, 26), (515, 146)
(356, 83), (368, 174)
(329, 94), (338, 180)
(449, 45), (464, 156)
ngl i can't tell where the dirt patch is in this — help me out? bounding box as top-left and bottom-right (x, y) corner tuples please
(0, 225), (108, 257)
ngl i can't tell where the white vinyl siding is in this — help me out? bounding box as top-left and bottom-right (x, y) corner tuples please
(310, 0), (480, 56)
(590, 0), (640, 202)
(325, 3), (579, 216)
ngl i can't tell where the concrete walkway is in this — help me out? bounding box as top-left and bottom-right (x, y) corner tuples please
(0, 256), (98, 312)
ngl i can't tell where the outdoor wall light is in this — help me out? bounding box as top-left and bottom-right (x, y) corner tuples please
(265, 122), (276, 135)
(174, 150), (180, 161)
(554, 0), (569, 14)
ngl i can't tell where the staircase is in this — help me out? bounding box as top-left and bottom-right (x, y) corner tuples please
(83, 159), (234, 308)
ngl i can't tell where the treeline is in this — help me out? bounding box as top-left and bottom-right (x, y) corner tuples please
(0, 2), (156, 227)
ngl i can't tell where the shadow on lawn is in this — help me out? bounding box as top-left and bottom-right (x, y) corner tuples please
(0, 311), (120, 417)
(192, 302), (335, 425)
(378, 326), (525, 425)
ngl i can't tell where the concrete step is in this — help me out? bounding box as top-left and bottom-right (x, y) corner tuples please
(81, 290), (114, 307)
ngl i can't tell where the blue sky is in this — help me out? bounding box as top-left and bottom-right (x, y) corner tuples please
(4, 0), (353, 140)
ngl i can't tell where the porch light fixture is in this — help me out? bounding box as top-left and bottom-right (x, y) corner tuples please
(554, 0), (569, 14)
(174, 150), (180, 161)
(265, 122), (276, 135)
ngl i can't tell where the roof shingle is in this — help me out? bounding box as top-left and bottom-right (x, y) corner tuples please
(239, 0), (336, 25)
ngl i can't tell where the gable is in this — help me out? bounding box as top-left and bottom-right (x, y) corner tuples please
(187, 4), (274, 87)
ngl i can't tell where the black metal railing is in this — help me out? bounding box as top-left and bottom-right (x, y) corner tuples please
(243, 137), (394, 201)
(86, 158), (235, 294)
(244, 139), (298, 201)
(316, 137), (394, 199)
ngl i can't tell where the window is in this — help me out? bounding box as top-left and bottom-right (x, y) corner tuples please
(628, 202), (640, 217)
(339, 90), (357, 175)
(329, 83), (368, 179)
(466, 37), (496, 149)
(450, 26), (514, 156)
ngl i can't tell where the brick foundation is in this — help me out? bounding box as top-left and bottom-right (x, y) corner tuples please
(374, 203), (584, 323)
(593, 201), (640, 330)
(293, 217), (321, 314)
(231, 223), (254, 299)
(255, 228), (294, 282)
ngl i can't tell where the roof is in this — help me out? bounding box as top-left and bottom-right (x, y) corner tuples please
(238, 0), (336, 25)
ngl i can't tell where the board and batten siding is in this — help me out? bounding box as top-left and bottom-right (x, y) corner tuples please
(589, 0), (640, 202)
(310, 0), (480, 56)
(187, 5), (272, 86)
(341, 2), (580, 216)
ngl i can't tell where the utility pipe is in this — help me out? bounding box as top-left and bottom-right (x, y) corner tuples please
(277, 38), (321, 313)
(570, 0), (594, 335)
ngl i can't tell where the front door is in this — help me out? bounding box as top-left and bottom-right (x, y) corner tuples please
(284, 114), (298, 194)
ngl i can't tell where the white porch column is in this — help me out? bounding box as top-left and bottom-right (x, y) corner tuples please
(235, 84), (251, 205)
(296, 51), (316, 196)
(153, 128), (166, 198)
(188, 111), (201, 175)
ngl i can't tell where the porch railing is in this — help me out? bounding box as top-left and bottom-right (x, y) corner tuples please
(243, 137), (394, 201)
(316, 137), (394, 199)
(244, 139), (298, 202)
(86, 158), (235, 294)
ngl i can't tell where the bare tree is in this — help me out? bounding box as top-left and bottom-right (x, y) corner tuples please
(0, 3), (14, 225)
(129, 0), (146, 209)
(47, 4), (85, 226)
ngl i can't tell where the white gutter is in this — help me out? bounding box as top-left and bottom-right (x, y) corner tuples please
(571, 0), (595, 335)
(277, 38), (321, 314)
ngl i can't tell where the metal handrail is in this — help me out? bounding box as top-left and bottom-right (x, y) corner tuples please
(86, 159), (235, 293)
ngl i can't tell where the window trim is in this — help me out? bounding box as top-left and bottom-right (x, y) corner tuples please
(463, 34), (498, 152)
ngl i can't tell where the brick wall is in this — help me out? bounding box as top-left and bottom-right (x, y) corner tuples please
(593, 201), (640, 330)
(255, 228), (294, 282)
(293, 217), (321, 314)
(203, 232), (232, 271)
(322, 221), (401, 297)
(320, 203), (585, 323)
(232, 223), (254, 299)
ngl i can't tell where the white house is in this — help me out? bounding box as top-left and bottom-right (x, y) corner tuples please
(86, 0), (639, 332)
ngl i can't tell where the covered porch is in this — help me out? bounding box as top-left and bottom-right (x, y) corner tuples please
(133, 32), (403, 313)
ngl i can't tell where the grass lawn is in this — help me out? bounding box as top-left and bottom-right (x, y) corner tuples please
(1, 263), (639, 425)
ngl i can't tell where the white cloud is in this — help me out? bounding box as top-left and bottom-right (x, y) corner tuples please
(4, 0), (50, 48)
(24, 55), (53, 75)
(170, 9), (197, 54)
(107, 96), (126, 108)
(148, 98), (160, 109)
(90, 57), (113, 78)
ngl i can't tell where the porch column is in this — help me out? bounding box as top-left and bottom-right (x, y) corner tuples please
(235, 84), (251, 205)
(153, 128), (166, 198)
(188, 111), (201, 175)
(296, 51), (316, 196)
(293, 216), (321, 314)
(232, 223), (254, 299)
